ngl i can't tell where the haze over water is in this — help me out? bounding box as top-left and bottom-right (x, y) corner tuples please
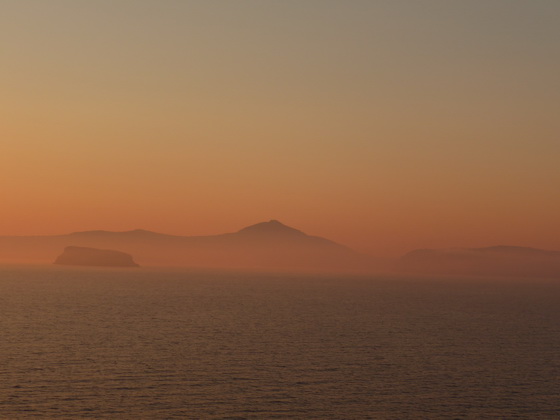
(3, 1), (560, 417)
(2, 266), (559, 419)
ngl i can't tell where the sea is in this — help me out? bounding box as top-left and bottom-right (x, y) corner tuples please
(1, 265), (559, 419)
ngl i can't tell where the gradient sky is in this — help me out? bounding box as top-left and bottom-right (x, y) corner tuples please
(2, 0), (559, 256)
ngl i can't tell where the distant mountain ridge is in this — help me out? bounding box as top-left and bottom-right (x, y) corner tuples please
(4, 222), (560, 277)
(66, 220), (309, 239)
(0, 220), (375, 272)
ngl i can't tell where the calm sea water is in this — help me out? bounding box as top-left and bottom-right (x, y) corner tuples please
(1, 265), (559, 419)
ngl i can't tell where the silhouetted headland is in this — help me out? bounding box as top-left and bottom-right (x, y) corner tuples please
(54, 246), (139, 267)
(397, 246), (560, 279)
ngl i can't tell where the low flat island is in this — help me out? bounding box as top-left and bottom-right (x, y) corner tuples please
(54, 246), (139, 267)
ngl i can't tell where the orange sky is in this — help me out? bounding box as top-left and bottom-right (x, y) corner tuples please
(2, 0), (559, 257)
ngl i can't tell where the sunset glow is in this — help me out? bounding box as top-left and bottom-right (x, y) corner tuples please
(3, 3), (560, 419)
(2, 0), (559, 257)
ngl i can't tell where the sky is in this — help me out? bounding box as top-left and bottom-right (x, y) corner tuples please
(2, 0), (559, 257)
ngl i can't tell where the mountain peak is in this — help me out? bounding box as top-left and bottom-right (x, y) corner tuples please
(237, 220), (306, 236)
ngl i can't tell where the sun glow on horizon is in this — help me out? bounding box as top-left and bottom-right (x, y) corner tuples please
(2, 0), (559, 257)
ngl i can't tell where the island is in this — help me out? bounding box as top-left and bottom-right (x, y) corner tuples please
(54, 246), (139, 267)
(1, 220), (379, 272)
